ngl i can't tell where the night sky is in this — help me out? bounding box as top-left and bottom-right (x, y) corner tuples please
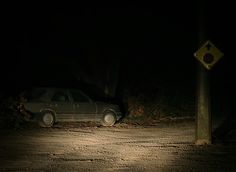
(1, 1), (235, 108)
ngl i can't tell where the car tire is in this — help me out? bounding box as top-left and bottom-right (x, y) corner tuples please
(38, 111), (55, 127)
(101, 111), (116, 126)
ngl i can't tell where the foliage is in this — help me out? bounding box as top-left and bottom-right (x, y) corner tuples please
(0, 97), (25, 129)
(122, 85), (195, 121)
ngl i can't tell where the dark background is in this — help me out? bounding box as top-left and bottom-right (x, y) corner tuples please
(1, 1), (235, 118)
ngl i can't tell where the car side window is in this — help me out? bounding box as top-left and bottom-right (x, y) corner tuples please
(51, 91), (69, 102)
(70, 90), (90, 102)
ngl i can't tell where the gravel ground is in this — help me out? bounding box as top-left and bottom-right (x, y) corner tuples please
(0, 121), (236, 171)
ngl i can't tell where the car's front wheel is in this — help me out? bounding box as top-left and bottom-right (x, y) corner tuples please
(38, 111), (55, 127)
(101, 111), (116, 126)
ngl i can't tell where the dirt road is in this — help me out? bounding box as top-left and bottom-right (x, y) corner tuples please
(1, 121), (236, 171)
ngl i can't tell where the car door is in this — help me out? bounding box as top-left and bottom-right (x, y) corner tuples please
(69, 89), (96, 121)
(50, 90), (75, 121)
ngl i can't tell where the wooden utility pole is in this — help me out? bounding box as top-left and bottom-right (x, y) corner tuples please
(196, 66), (211, 145)
(195, 0), (211, 145)
(195, 0), (224, 144)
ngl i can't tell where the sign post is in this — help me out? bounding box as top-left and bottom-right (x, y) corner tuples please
(194, 40), (224, 145)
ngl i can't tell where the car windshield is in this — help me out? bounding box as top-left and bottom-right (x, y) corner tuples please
(23, 88), (47, 101)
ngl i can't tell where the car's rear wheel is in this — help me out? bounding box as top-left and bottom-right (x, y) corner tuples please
(38, 111), (55, 127)
(101, 111), (116, 126)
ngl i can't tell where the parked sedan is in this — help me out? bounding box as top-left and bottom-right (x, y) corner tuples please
(18, 88), (122, 127)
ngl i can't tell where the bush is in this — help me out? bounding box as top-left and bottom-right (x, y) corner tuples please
(0, 97), (25, 129)
(123, 86), (195, 120)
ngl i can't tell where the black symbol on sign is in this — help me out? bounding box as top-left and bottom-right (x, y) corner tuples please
(203, 53), (214, 64)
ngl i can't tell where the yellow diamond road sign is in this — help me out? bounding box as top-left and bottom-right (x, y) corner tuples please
(194, 40), (224, 70)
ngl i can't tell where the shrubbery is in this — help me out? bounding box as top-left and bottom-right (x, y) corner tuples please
(0, 97), (25, 129)
(122, 85), (195, 121)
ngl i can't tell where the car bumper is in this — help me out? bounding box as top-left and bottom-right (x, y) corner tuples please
(116, 112), (123, 121)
